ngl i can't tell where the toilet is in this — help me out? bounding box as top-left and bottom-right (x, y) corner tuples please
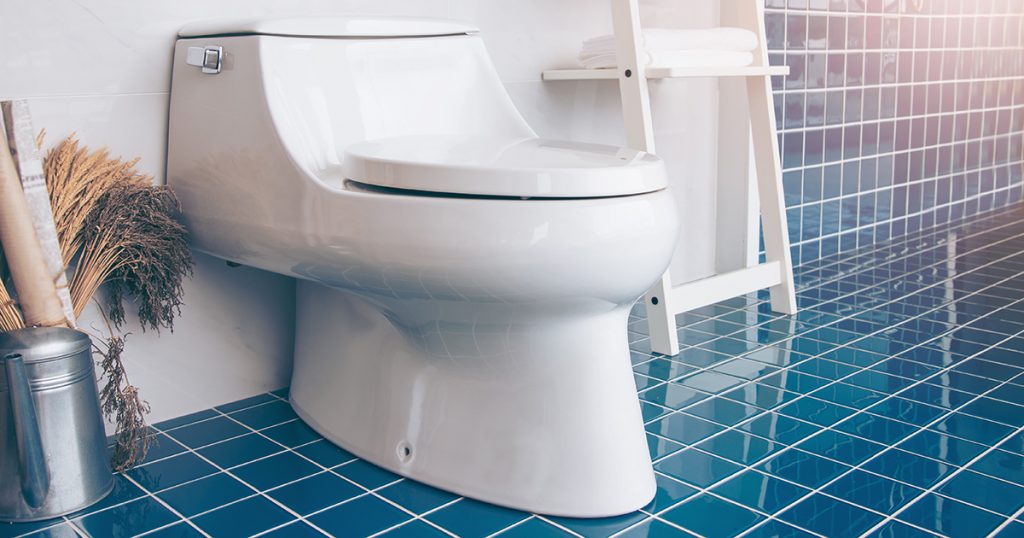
(167, 17), (678, 517)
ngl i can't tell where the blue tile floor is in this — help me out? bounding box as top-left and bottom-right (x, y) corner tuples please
(6, 206), (1024, 538)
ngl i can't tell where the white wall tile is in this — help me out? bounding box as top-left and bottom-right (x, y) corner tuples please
(449, 0), (613, 83)
(79, 254), (295, 426)
(0, 0), (449, 98)
(505, 80), (625, 145)
(449, 0), (718, 83)
(28, 94), (169, 180)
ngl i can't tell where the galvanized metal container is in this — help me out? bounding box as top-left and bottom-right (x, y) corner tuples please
(0, 327), (113, 522)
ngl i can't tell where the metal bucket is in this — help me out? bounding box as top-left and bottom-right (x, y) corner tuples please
(0, 327), (113, 522)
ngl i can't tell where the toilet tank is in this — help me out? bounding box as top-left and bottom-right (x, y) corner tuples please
(165, 16), (536, 196)
(167, 17), (536, 257)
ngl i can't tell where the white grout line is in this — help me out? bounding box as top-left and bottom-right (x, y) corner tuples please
(790, 208), (999, 278)
(483, 517), (536, 537)
(632, 228), (1024, 413)
(800, 204), (1024, 277)
(750, 312), (1024, 533)
(785, 183), (1024, 259)
(201, 408), (477, 538)
(768, 8), (1024, 20)
(642, 377), (1024, 495)
(641, 215), (1024, 359)
(989, 491), (1024, 536)
(118, 389), (456, 536)
(144, 374), (674, 537)
(120, 471), (213, 538)
(530, 515), (590, 537)
(147, 421), (337, 537)
(764, 0), (1024, 261)
(776, 106), (1021, 136)
(640, 319), (1024, 538)
(64, 518), (89, 538)
(856, 386), (1024, 535)
(619, 252), (1024, 536)
(668, 264), (1024, 377)
(633, 300), (1024, 470)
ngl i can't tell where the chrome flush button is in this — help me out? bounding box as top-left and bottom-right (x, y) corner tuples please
(185, 45), (223, 74)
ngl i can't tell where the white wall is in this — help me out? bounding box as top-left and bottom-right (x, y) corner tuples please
(1, 0), (719, 424)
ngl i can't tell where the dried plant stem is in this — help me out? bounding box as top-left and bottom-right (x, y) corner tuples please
(92, 327), (152, 472)
(0, 280), (23, 331)
(69, 226), (126, 319)
(0, 245), (22, 331)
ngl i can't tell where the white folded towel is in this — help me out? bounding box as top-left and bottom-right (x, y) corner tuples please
(580, 50), (755, 70)
(578, 27), (759, 70)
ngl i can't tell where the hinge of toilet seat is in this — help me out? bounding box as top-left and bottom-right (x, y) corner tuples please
(185, 45), (223, 74)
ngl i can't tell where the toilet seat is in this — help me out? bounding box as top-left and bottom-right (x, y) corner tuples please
(344, 135), (667, 198)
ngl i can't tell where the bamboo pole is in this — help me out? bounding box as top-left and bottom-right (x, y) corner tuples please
(0, 111), (67, 328)
(2, 101), (75, 327)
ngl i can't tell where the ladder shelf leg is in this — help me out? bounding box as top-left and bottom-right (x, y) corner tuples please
(611, 0), (680, 355)
(747, 74), (798, 315)
(645, 274), (680, 356)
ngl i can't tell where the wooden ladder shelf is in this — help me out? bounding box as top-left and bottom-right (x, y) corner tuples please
(542, 0), (797, 356)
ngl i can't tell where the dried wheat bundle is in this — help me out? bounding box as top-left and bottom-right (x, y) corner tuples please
(43, 137), (148, 263)
(41, 135), (193, 470)
(0, 286), (21, 330)
(0, 282), (23, 332)
(70, 182), (192, 328)
(0, 247), (23, 331)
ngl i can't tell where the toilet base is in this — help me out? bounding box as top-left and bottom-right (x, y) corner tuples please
(289, 281), (656, 517)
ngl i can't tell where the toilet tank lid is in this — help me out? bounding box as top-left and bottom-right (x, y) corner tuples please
(178, 16), (479, 38)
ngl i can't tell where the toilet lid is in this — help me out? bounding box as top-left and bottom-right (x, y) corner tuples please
(343, 136), (667, 198)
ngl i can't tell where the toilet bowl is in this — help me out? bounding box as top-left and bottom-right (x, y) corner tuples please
(167, 17), (678, 517)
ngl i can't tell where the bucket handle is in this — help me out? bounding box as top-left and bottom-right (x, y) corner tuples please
(4, 353), (49, 508)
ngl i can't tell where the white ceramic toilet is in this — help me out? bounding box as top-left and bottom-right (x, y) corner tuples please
(167, 17), (678, 517)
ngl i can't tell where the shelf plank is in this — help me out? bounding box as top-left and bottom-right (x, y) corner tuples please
(541, 65), (789, 81)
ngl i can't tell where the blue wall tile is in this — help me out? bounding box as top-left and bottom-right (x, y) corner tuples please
(766, 2), (1024, 266)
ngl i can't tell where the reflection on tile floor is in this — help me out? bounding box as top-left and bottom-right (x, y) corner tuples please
(6, 207), (1024, 537)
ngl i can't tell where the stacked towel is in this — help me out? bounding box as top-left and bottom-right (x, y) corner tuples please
(578, 28), (759, 70)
